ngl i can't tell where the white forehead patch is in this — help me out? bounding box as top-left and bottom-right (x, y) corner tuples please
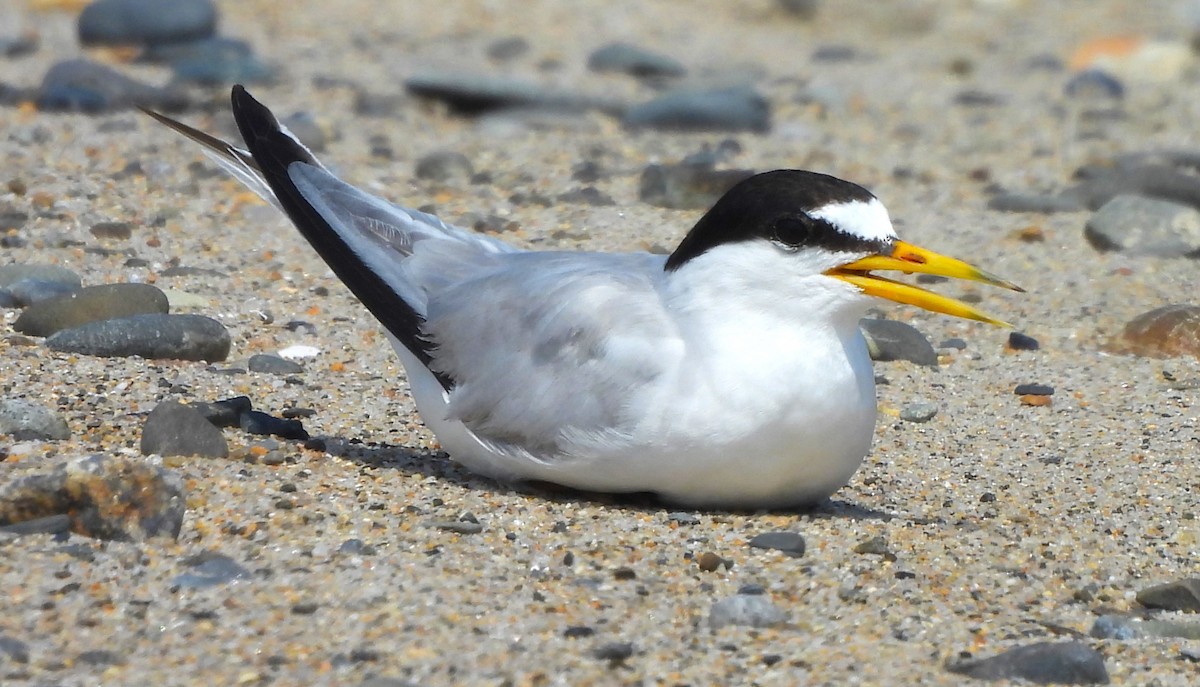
(807, 198), (896, 242)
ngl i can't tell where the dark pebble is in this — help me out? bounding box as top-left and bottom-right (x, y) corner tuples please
(1014, 383), (1054, 396)
(191, 395), (252, 427)
(563, 626), (595, 639)
(172, 551), (250, 589)
(158, 265), (227, 278)
(140, 400), (228, 458)
(638, 161), (755, 210)
(778, 0), (819, 19)
(37, 59), (187, 113)
(0, 454), (185, 541)
(78, 0), (217, 47)
(405, 71), (607, 116)
(860, 318), (938, 366)
(709, 594), (787, 629)
(0, 263), (82, 289)
(1136, 578), (1200, 613)
(248, 353), (304, 375)
(291, 601), (319, 615)
(415, 151), (474, 182)
(1064, 69), (1125, 101)
(737, 583), (766, 596)
(939, 338), (967, 350)
(1084, 194), (1200, 257)
(486, 36), (529, 62)
(46, 313), (231, 361)
(338, 538), (375, 556)
(748, 531), (806, 557)
(0, 398), (70, 440)
(1007, 331), (1040, 350)
(90, 220), (133, 240)
(587, 42), (686, 79)
(557, 186), (615, 206)
(986, 193), (1087, 213)
(429, 519), (484, 535)
(623, 86), (770, 133)
(946, 641), (1109, 684)
(76, 649), (124, 666)
(666, 511), (700, 525)
(14, 283), (169, 337)
(593, 642), (634, 663)
(0, 635), (30, 663)
(239, 410), (309, 440)
(811, 45), (860, 62)
(142, 36), (273, 85)
(0, 513), (72, 536)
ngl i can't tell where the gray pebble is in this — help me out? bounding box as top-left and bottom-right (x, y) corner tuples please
(623, 86), (770, 133)
(239, 410), (309, 440)
(140, 400), (229, 458)
(415, 151), (474, 182)
(190, 396), (252, 427)
(708, 594), (787, 629)
(1089, 615), (1143, 640)
(1064, 69), (1124, 101)
(172, 551), (251, 589)
(5, 278), (81, 307)
(860, 318), (938, 367)
(405, 71), (610, 116)
(1136, 577), (1200, 613)
(143, 36), (274, 86)
(0, 263), (82, 289)
(946, 641), (1109, 684)
(638, 162), (755, 210)
(429, 519), (485, 535)
(46, 313), (231, 361)
(486, 36), (529, 62)
(1014, 383), (1054, 396)
(900, 402), (938, 423)
(14, 283), (169, 337)
(666, 511), (700, 525)
(778, 0), (819, 19)
(1087, 615), (1200, 641)
(37, 59), (188, 113)
(748, 531), (806, 557)
(0, 398), (70, 440)
(248, 353), (304, 375)
(0, 513), (72, 536)
(78, 0), (217, 47)
(592, 641), (634, 662)
(1084, 194), (1200, 258)
(0, 635), (30, 663)
(587, 42), (686, 79)
(987, 192), (1088, 213)
(76, 649), (124, 666)
(280, 111), (326, 152)
(1066, 164), (1200, 211)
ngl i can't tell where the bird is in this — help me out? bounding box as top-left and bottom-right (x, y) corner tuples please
(141, 86), (1021, 508)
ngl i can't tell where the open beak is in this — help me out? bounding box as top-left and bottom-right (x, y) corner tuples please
(825, 240), (1023, 327)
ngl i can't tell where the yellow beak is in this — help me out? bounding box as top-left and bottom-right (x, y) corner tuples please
(825, 240), (1023, 327)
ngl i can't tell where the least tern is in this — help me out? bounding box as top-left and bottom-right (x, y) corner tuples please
(143, 86), (1020, 508)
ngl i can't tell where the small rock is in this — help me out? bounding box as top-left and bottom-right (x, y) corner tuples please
(1089, 615), (1143, 640)
(563, 625), (595, 639)
(1108, 304), (1200, 359)
(667, 511), (700, 525)
(987, 193), (1088, 213)
(280, 111), (327, 152)
(190, 396), (252, 427)
(0, 635), (30, 663)
(623, 86), (770, 133)
(1084, 194), (1200, 257)
(171, 551), (250, 589)
(0, 263), (82, 289)
(415, 151), (474, 183)
(853, 536), (893, 556)
(78, 0), (218, 47)
(4, 278), (79, 308)
(248, 354), (304, 375)
(140, 400), (229, 458)
(486, 36), (529, 62)
(747, 531), (806, 557)
(429, 519), (484, 535)
(37, 59), (187, 113)
(778, 0), (819, 19)
(1015, 383), (1054, 396)
(14, 283), (169, 337)
(0, 31), (38, 58)
(860, 318), (938, 366)
(0, 398), (70, 440)
(46, 313), (231, 361)
(1007, 331), (1040, 351)
(592, 641), (634, 663)
(900, 402), (938, 423)
(76, 649), (124, 666)
(708, 594), (787, 629)
(0, 454), (185, 541)
(90, 221), (134, 240)
(638, 161), (755, 210)
(946, 641), (1109, 684)
(143, 36), (273, 85)
(695, 551), (727, 572)
(239, 410), (309, 440)
(1064, 69), (1125, 101)
(405, 71), (606, 116)
(1136, 578), (1200, 612)
(291, 601), (319, 615)
(557, 187), (615, 206)
(587, 42), (686, 79)
(0, 513), (72, 536)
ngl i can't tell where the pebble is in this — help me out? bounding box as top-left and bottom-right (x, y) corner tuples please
(623, 86), (770, 133)
(142, 36), (274, 85)
(1109, 304), (1200, 359)
(0, 31), (37, 58)
(666, 511), (700, 525)
(248, 353), (305, 375)
(1064, 69), (1125, 101)
(486, 36), (529, 62)
(0, 263), (82, 289)
(638, 162), (755, 210)
(0, 454), (185, 541)
(140, 400), (229, 458)
(279, 111), (328, 153)
(586, 42), (686, 79)
(0, 399), (70, 440)
(89, 220), (133, 240)
(0, 635), (30, 664)
(708, 594), (787, 629)
(429, 519), (485, 535)
(4, 278), (80, 307)
(747, 531), (806, 557)
(1136, 577), (1200, 612)
(78, 0), (218, 47)
(171, 551), (251, 589)
(946, 641), (1109, 684)
(414, 151), (474, 183)
(0, 513), (72, 536)
(405, 71), (607, 116)
(46, 313), (232, 361)
(695, 552), (727, 572)
(853, 535), (894, 557)
(1084, 194), (1200, 257)
(1015, 383), (1054, 396)
(778, 0), (819, 19)
(592, 641), (634, 663)
(191, 395), (253, 428)
(1066, 164), (1200, 212)
(860, 318), (938, 366)
(239, 410), (309, 440)
(37, 59), (188, 113)
(900, 402), (938, 423)
(14, 283), (169, 337)
(987, 192), (1088, 213)
(1007, 331), (1041, 351)
(1090, 614), (1200, 641)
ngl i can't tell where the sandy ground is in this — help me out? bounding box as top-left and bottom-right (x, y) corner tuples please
(1, 0), (1199, 685)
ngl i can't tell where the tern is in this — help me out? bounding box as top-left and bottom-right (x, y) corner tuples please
(143, 86), (1021, 508)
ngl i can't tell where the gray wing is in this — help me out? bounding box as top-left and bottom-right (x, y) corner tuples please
(425, 251), (684, 458)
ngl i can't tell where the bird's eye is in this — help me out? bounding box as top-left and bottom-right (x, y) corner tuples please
(771, 216), (813, 250)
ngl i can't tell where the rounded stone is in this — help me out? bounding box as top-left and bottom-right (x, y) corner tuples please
(14, 283), (169, 337)
(46, 313), (231, 361)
